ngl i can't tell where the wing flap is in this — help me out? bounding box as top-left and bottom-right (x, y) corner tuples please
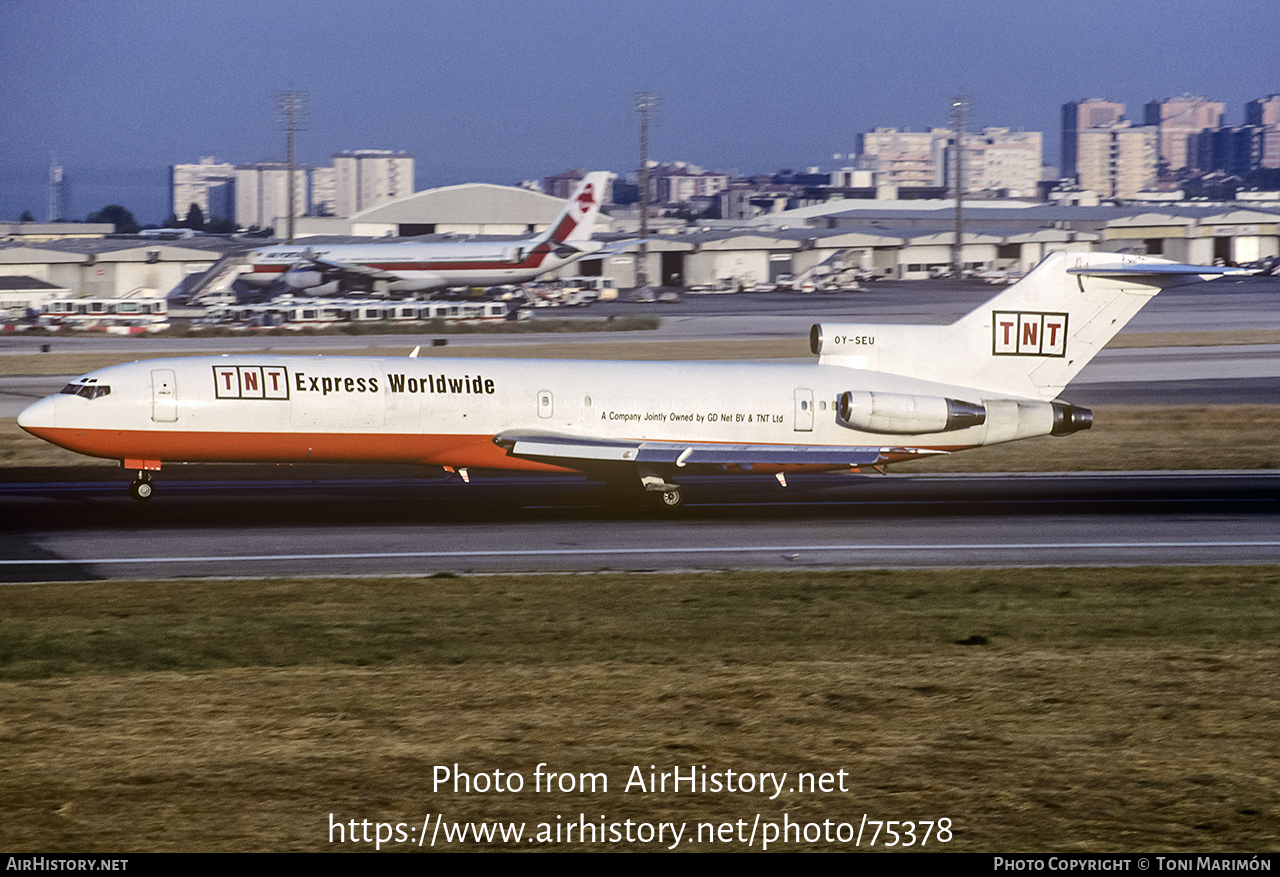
(495, 432), (945, 469)
(505, 435), (641, 463)
(635, 444), (887, 466)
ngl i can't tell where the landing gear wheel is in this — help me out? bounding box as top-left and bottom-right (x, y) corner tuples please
(129, 477), (154, 502)
(653, 487), (684, 510)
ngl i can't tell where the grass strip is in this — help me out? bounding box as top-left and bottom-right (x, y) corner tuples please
(1, 568), (1277, 851)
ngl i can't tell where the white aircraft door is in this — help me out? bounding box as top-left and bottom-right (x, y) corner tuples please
(151, 369), (177, 422)
(794, 388), (813, 432)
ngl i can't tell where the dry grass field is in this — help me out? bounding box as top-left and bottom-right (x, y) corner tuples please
(1, 569), (1278, 852)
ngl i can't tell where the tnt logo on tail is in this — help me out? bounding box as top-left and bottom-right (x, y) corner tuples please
(993, 311), (1068, 357)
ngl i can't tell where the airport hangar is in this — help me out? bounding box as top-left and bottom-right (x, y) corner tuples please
(608, 203), (1280, 287)
(287, 186), (1280, 287)
(3, 190), (1279, 301)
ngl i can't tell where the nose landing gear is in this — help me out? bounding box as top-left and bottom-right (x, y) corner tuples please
(129, 472), (154, 502)
(123, 459), (161, 502)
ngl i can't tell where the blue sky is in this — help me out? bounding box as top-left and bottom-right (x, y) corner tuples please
(1, 0), (1276, 224)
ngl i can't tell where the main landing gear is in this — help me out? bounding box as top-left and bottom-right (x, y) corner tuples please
(602, 476), (685, 512)
(129, 473), (154, 502)
(653, 487), (684, 510)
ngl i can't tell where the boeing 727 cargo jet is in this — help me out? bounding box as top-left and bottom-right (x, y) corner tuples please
(18, 253), (1241, 506)
(245, 173), (609, 294)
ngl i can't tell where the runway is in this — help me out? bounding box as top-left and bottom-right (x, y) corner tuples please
(2, 275), (1276, 582)
(2, 471), (1276, 581)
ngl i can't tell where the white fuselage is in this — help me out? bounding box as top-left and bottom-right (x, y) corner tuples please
(248, 239), (603, 292)
(16, 354), (1052, 472)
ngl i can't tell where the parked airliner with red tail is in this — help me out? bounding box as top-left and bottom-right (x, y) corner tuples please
(18, 253), (1240, 506)
(244, 172), (609, 294)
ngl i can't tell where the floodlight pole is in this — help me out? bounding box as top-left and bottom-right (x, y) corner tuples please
(277, 90), (309, 243)
(635, 91), (658, 289)
(951, 95), (971, 278)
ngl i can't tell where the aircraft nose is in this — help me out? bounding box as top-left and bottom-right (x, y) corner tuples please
(17, 394), (61, 433)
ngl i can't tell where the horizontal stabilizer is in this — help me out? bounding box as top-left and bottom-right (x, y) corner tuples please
(1067, 262), (1247, 278)
(594, 238), (653, 256)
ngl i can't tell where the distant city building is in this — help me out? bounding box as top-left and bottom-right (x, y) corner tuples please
(853, 127), (1041, 197)
(827, 168), (875, 188)
(1196, 125), (1280, 178)
(1245, 94), (1280, 127)
(940, 128), (1043, 198)
(171, 157), (237, 221)
(1062, 99), (1160, 198)
(47, 163), (69, 222)
(644, 162), (729, 205)
(1074, 121), (1158, 199)
(1184, 95), (1280, 179)
(333, 150), (414, 217)
(1143, 95), (1224, 172)
(173, 150), (407, 228)
(311, 166), (337, 216)
(1062, 99), (1126, 181)
(854, 128), (944, 187)
(234, 163), (315, 230)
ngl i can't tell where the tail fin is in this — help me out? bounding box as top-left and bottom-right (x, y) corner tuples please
(811, 252), (1243, 400)
(532, 172), (608, 246)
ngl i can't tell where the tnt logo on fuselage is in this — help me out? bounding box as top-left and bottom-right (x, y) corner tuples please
(993, 311), (1068, 357)
(213, 365), (290, 399)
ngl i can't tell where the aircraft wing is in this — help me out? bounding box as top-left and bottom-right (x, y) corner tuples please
(305, 257), (403, 282)
(493, 431), (946, 468)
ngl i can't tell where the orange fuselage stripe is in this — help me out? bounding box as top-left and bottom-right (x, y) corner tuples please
(24, 426), (969, 474)
(25, 427), (565, 471)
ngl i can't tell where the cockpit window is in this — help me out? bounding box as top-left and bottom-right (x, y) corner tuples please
(59, 383), (111, 400)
